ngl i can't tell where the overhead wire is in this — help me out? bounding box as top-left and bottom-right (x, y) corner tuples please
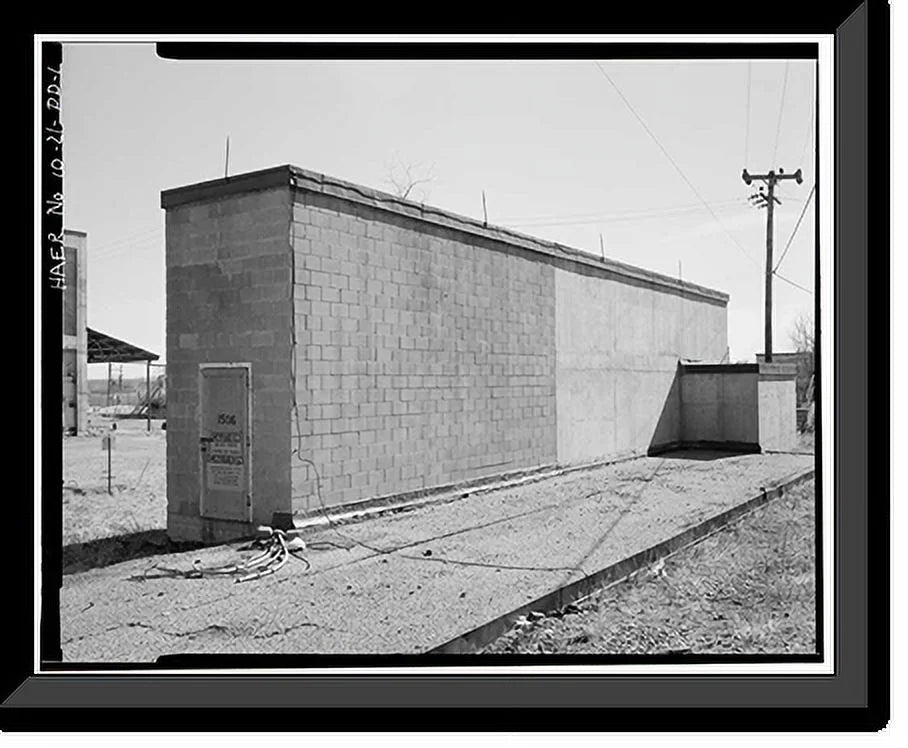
(592, 61), (762, 270)
(799, 69), (816, 170)
(495, 198), (743, 225)
(88, 226), (162, 259)
(774, 271), (813, 295)
(744, 61), (752, 167)
(88, 225), (161, 254)
(771, 61), (790, 168)
(90, 232), (163, 264)
(773, 183), (816, 273)
(500, 198), (747, 230)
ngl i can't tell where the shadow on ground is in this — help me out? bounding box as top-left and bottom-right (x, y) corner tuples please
(62, 530), (203, 574)
(654, 449), (753, 462)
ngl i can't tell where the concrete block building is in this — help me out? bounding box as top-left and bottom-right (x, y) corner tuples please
(162, 165), (741, 543)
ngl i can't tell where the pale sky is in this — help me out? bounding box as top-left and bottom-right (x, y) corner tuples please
(62, 43), (817, 378)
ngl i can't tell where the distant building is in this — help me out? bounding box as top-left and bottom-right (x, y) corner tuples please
(62, 229), (161, 435)
(62, 230), (89, 434)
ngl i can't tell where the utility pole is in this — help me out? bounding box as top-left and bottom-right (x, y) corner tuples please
(742, 167), (803, 362)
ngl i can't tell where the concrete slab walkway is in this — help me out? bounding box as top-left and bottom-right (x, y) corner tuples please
(60, 450), (813, 662)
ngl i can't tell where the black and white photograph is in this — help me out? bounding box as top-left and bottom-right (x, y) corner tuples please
(53, 40), (825, 663)
(8, 11), (891, 731)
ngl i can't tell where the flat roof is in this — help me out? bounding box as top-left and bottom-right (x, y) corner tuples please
(87, 328), (159, 363)
(161, 164), (730, 305)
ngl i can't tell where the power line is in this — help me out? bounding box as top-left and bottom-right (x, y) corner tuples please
(88, 226), (162, 256)
(90, 232), (163, 263)
(592, 61), (761, 270)
(771, 62), (790, 167)
(774, 271), (813, 295)
(501, 199), (746, 229)
(799, 92), (816, 170)
(744, 61), (752, 167)
(496, 198), (742, 225)
(773, 183), (816, 272)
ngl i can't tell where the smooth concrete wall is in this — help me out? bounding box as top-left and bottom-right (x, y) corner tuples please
(758, 371), (798, 450)
(679, 368), (759, 447)
(163, 186), (294, 542)
(290, 189), (557, 511)
(554, 270), (727, 463)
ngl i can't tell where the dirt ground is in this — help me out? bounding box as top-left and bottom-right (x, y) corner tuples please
(483, 479), (817, 655)
(59, 447), (813, 660)
(62, 417), (167, 547)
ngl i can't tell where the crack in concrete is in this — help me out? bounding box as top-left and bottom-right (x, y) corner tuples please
(249, 621), (324, 640)
(67, 618), (333, 648)
(124, 621), (234, 639)
(61, 623), (125, 646)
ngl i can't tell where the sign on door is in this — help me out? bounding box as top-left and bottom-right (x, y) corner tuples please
(200, 365), (251, 522)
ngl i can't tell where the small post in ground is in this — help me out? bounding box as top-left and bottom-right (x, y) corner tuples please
(146, 359), (151, 432)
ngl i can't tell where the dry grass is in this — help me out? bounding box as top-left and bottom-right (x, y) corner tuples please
(62, 418), (170, 571)
(484, 480), (817, 655)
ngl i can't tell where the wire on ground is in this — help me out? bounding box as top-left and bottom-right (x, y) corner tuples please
(142, 526), (310, 583)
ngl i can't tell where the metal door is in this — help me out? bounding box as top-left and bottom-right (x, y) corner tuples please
(199, 364), (251, 522)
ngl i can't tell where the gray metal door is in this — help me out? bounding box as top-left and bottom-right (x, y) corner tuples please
(199, 365), (251, 522)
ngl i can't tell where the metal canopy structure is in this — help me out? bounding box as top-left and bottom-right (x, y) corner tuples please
(87, 328), (161, 431)
(87, 327), (159, 364)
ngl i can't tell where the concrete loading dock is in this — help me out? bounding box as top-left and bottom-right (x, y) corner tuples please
(162, 165), (795, 543)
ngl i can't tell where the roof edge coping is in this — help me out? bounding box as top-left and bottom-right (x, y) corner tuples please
(160, 164), (730, 305)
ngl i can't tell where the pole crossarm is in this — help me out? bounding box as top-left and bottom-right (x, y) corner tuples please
(742, 168), (804, 187)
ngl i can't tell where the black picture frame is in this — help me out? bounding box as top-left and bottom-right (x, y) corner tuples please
(9, 1), (889, 731)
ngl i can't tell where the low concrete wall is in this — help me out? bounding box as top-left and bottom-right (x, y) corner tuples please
(680, 364), (759, 449)
(758, 366), (799, 450)
(675, 362), (797, 452)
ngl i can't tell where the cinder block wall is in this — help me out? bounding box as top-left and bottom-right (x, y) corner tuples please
(290, 189), (557, 511)
(164, 185), (294, 542)
(285, 167), (728, 512)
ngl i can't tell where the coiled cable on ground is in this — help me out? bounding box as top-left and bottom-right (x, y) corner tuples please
(143, 526), (310, 583)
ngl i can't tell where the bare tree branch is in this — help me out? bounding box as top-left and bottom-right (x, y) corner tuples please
(788, 312), (815, 355)
(385, 157), (436, 202)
